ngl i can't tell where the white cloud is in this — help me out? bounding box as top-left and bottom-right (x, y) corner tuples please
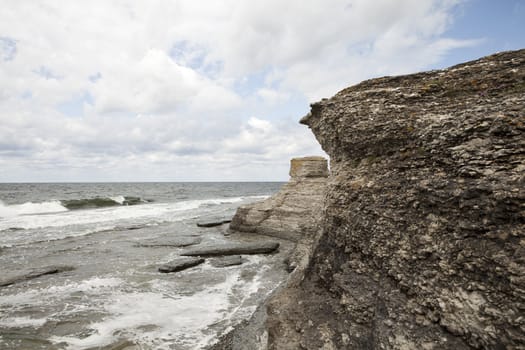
(0, 0), (483, 181)
(91, 49), (240, 115)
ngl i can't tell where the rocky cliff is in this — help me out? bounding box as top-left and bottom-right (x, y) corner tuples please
(267, 49), (525, 349)
(230, 156), (328, 243)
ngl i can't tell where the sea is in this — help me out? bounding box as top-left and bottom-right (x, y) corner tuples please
(0, 182), (287, 350)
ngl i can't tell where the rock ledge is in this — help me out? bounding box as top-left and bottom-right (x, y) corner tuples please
(230, 156), (328, 242)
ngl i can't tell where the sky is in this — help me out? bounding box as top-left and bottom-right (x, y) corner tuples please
(0, 0), (523, 182)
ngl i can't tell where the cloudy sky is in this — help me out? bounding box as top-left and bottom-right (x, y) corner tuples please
(0, 0), (523, 182)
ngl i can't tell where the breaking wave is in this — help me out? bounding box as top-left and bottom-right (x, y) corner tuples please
(0, 196), (150, 218)
(61, 196), (149, 210)
(0, 200), (68, 217)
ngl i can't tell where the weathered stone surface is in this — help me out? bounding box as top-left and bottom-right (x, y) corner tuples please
(0, 266), (75, 287)
(210, 255), (243, 267)
(230, 156), (328, 242)
(197, 218), (232, 227)
(267, 50), (525, 349)
(289, 156), (329, 178)
(181, 241), (279, 257)
(158, 257), (205, 273)
(135, 237), (201, 248)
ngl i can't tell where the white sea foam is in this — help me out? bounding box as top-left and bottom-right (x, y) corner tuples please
(0, 196), (262, 233)
(0, 200), (68, 218)
(109, 195), (126, 205)
(0, 277), (124, 307)
(0, 316), (48, 328)
(50, 271), (264, 350)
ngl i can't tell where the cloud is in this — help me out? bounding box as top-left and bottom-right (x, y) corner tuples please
(0, 0), (484, 181)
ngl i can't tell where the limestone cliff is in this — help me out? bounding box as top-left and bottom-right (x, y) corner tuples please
(230, 156), (328, 243)
(267, 49), (525, 349)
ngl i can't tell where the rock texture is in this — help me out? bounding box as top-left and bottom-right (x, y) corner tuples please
(197, 218), (232, 227)
(210, 255), (244, 267)
(158, 257), (205, 273)
(135, 237), (201, 248)
(230, 156), (328, 242)
(267, 49), (525, 349)
(181, 241), (279, 257)
(0, 266), (75, 287)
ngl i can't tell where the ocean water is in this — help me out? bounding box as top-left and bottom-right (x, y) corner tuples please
(0, 182), (287, 350)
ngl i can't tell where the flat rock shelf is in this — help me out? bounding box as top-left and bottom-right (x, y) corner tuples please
(181, 241), (280, 257)
(158, 257), (205, 273)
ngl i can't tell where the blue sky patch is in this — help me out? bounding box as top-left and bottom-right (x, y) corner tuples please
(0, 36), (17, 61)
(89, 72), (102, 83)
(57, 92), (94, 117)
(33, 66), (63, 80)
(21, 91), (32, 99)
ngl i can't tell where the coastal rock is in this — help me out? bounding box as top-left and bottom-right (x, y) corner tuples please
(181, 241), (279, 257)
(135, 237), (201, 248)
(230, 156), (328, 242)
(0, 265), (75, 287)
(210, 255), (243, 267)
(197, 218), (232, 228)
(267, 49), (525, 349)
(158, 257), (205, 273)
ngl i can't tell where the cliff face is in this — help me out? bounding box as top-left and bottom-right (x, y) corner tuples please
(230, 156), (328, 243)
(267, 50), (525, 349)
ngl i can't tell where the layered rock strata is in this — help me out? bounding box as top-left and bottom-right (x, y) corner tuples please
(230, 156), (328, 243)
(267, 50), (525, 349)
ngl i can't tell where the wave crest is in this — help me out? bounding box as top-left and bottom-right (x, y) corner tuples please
(0, 196), (149, 217)
(61, 196), (147, 210)
(0, 200), (68, 217)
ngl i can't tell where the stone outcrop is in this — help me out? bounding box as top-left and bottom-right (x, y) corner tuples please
(158, 257), (205, 273)
(230, 156), (328, 242)
(181, 241), (280, 257)
(197, 218), (232, 227)
(267, 49), (525, 349)
(135, 237), (201, 248)
(0, 266), (75, 287)
(210, 255), (243, 268)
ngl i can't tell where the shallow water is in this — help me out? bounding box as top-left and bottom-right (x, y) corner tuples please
(0, 183), (288, 349)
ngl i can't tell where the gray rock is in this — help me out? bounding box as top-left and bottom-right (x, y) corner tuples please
(197, 218), (232, 227)
(135, 237), (201, 248)
(230, 156), (328, 242)
(0, 265), (75, 287)
(210, 255), (243, 267)
(181, 241), (279, 257)
(158, 257), (205, 273)
(266, 49), (525, 349)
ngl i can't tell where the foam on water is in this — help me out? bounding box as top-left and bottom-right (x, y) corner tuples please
(0, 195), (268, 247)
(50, 271), (263, 349)
(0, 261), (274, 349)
(0, 316), (48, 328)
(0, 277), (124, 307)
(0, 196), (258, 232)
(109, 195), (126, 204)
(0, 200), (68, 218)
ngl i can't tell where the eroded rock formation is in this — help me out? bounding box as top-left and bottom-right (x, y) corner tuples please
(230, 156), (328, 243)
(267, 50), (525, 349)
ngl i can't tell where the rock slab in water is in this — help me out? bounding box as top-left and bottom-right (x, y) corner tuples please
(265, 49), (525, 349)
(197, 218), (232, 227)
(210, 255), (243, 267)
(135, 237), (201, 248)
(181, 241), (279, 257)
(0, 265), (75, 287)
(158, 257), (205, 273)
